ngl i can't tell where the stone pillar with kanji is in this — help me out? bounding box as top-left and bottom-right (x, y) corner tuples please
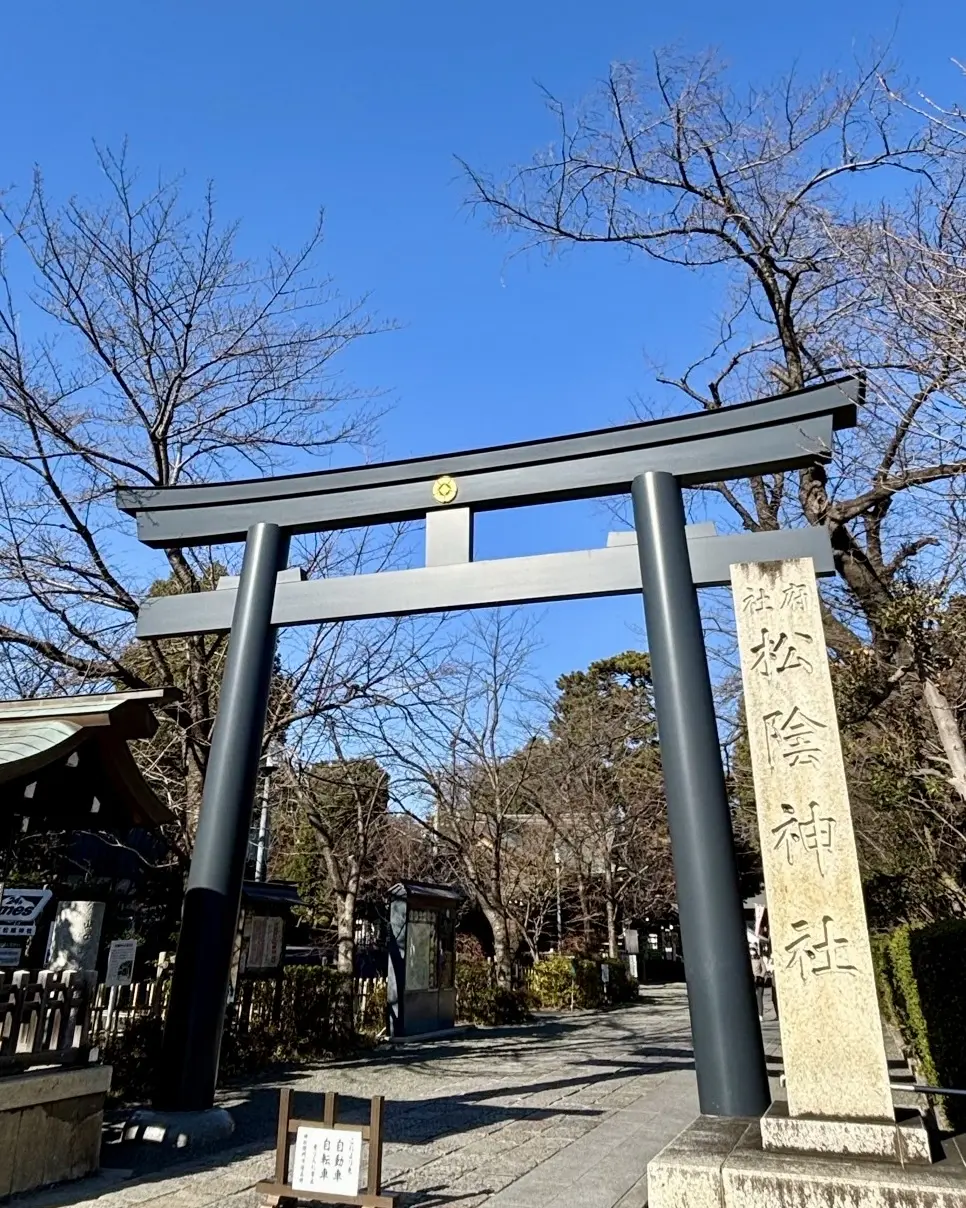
(731, 557), (893, 1125)
(647, 564), (945, 1205)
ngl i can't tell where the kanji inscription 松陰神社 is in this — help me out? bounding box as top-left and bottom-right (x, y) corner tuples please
(732, 557), (892, 1122)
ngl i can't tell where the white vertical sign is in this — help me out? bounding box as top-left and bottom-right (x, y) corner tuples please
(105, 939), (138, 987)
(291, 1126), (361, 1195)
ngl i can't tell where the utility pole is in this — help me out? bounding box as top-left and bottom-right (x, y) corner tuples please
(254, 753), (277, 883)
(554, 843), (563, 951)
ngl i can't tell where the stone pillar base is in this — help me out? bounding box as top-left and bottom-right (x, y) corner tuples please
(118, 1106), (235, 1151)
(760, 1100), (934, 1166)
(647, 1115), (966, 1208)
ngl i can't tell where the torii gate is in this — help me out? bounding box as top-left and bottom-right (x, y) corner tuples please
(117, 376), (859, 1116)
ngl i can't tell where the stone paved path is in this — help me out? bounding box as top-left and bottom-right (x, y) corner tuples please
(10, 985), (783, 1208)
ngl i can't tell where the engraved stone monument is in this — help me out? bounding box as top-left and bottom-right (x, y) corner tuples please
(731, 558), (892, 1123)
(46, 900), (106, 974)
(647, 556), (966, 1207)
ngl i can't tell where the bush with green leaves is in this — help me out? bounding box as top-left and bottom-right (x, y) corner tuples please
(528, 955), (577, 1008)
(869, 933), (897, 1025)
(103, 1014), (164, 1104)
(527, 955), (638, 1010)
(455, 959), (531, 1025)
(873, 920), (966, 1131)
(271, 966), (356, 1058)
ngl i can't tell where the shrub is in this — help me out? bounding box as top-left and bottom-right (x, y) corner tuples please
(271, 967), (356, 1060)
(221, 1012), (281, 1080)
(455, 959), (530, 1025)
(886, 920), (966, 1131)
(102, 966), (371, 1103)
(528, 955), (577, 1009)
(572, 958), (604, 1008)
(527, 955), (638, 1010)
(103, 1014), (164, 1105)
(456, 933), (488, 961)
(869, 933), (897, 1025)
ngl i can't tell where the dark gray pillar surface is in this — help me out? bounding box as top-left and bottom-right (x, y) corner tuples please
(631, 471), (769, 1118)
(156, 523), (290, 1112)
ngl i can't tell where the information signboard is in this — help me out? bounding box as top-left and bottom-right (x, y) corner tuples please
(105, 939), (138, 987)
(244, 915), (284, 971)
(292, 1125), (362, 1196)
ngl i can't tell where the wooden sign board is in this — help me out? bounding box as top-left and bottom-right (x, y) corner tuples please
(257, 1089), (395, 1208)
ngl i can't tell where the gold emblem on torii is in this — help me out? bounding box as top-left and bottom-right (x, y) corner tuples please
(432, 475), (459, 505)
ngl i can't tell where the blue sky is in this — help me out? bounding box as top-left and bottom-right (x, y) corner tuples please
(2, 0), (962, 687)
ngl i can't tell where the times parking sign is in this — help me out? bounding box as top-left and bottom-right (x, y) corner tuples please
(0, 888), (52, 938)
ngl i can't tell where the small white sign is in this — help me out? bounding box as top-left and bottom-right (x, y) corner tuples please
(291, 1125), (362, 1196)
(0, 946), (22, 967)
(105, 939), (137, 987)
(263, 916), (284, 967)
(601, 963), (611, 984)
(245, 916), (264, 971)
(0, 923), (35, 938)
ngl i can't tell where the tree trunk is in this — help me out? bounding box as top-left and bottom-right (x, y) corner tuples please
(577, 872), (592, 951)
(336, 891), (356, 974)
(483, 906), (516, 988)
(604, 866), (619, 959)
(922, 678), (966, 804)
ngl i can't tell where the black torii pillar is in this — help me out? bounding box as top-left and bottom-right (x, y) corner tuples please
(633, 472), (769, 1116)
(155, 523), (289, 1111)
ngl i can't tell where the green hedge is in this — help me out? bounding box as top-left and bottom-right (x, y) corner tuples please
(455, 959), (531, 1025)
(873, 920), (966, 1131)
(529, 955), (577, 1008)
(271, 966), (356, 1059)
(869, 933), (897, 1026)
(103, 1014), (164, 1104)
(527, 955), (638, 1010)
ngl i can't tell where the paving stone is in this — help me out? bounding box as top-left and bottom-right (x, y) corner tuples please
(10, 985), (703, 1208)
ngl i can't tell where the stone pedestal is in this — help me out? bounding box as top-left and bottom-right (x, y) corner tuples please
(648, 1116), (965, 1208)
(759, 1100), (932, 1165)
(0, 1064), (111, 1198)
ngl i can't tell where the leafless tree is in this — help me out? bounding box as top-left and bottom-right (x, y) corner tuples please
(464, 50), (966, 824)
(271, 743), (389, 973)
(353, 611), (547, 986)
(0, 145), (425, 857)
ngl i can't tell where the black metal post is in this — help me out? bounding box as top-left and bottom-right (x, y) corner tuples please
(155, 523), (289, 1111)
(631, 471), (769, 1117)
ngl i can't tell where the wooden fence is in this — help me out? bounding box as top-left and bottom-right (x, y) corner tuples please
(1, 961), (388, 1074)
(1, 956), (391, 1072)
(0, 969), (94, 1072)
